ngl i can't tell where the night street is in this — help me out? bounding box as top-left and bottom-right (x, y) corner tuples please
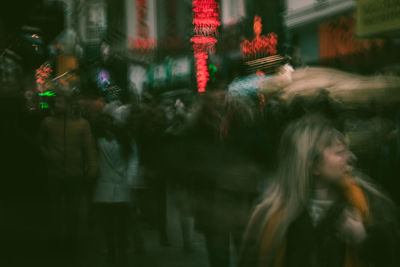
(2, 1), (400, 267)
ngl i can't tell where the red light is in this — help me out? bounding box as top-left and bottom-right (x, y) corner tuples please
(129, 37), (157, 50)
(191, 0), (220, 93)
(36, 63), (53, 93)
(241, 16), (278, 60)
(136, 0), (148, 38)
(190, 36), (217, 46)
(256, 70), (265, 76)
(194, 50), (209, 93)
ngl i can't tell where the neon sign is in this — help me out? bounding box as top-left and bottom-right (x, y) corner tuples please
(131, 0), (156, 53)
(136, 0), (148, 38)
(191, 0), (220, 93)
(209, 64), (218, 82)
(240, 16), (278, 61)
(129, 37), (157, 50)
(35, 63), (53, 93)
(38, 91), (56, 97)
(40, 102), (49, 109)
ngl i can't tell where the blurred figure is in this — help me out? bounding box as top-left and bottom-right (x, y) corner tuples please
(135, 98), (171, 246)
(187, 92), (263, 267)
(162, 96), (196, 252)
(37, 92), (97, 262)
(92, 114), (135, 264)
(239, 114), (399, 267)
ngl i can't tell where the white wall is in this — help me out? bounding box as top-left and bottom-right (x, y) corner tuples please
(285, 0), (355, 29)
(286, 0), (316, 11)
(221, 0), (245, 25)
(126, 0), (158, 48)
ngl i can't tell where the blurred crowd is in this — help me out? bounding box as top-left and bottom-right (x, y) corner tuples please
(3, 82), (400, 267)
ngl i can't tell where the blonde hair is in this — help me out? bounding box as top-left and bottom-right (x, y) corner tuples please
(242, 114), (388, 265)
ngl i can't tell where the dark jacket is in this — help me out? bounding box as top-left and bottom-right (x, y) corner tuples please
(37, 116), (97, 178)
(238, 185), (400, 267)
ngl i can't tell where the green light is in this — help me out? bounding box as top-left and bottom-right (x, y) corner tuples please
(38, 91), (56, 97)
(209, 64), (218, 73)
(40, 102), (49, 109)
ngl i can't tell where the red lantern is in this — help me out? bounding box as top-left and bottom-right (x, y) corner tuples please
(191, 0), (220, 93)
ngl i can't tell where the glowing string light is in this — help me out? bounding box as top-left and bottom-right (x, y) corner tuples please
(38, 91), (56, 97)
(191, 0), (220, 93)
(240, 16), (278, 61)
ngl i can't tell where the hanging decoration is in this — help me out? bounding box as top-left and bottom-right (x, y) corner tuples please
(191, 0), (220, 93)
(36, 62), (54, 109)
(35, 62), (53, 93)
(240, 15), (278, 61)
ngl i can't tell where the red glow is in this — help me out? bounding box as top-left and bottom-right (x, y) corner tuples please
(241, 16), (278, 60)
(136, 0), (149, 38)
(129, 37), (157, 50)
(190, 36), (217, 46)
(36, 63), (53, 93)
(193, 50), (209, 93)
(191, 0), (220, 93)
(256, 70), (265, 76)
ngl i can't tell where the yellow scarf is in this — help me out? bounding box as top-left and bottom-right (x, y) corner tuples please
(259, 176), (371, 267)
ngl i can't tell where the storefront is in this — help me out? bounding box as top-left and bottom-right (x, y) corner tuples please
(146, 56), (193, 95)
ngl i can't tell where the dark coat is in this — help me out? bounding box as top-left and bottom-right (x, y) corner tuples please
(238, 185), (400, 267)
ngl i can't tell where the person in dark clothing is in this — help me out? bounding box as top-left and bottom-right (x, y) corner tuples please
(239, 114), (399, 267)
(187, 92), (264, 267)
(37, 92), (97, 263)
(133, 100), (171, 246)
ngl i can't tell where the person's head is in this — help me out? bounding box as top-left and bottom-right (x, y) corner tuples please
(277, 114), (355, 200)
(245, 114), (356, 258)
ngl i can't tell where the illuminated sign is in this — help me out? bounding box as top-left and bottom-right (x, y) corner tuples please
(209, 64), (218, 82)
(148, 57), (192, 88)
(38, 91), (56, 97)
(97, 69), (110, 90)
(191, 0), (220, 93)
(136, 0), (149, 38)
(40, 102), (49, 109)
(36, 62), (53, 110)
(240, 16), (278, 61)
(356, 0), (400, 37)
(171, 57), (192, 81)
(130, 0), (156, 53)
(319, 15), (385, 60)
(129, 37), (157, 50)
(35, 63), (53, 93)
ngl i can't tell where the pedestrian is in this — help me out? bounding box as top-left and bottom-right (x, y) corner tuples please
(93, 114), (133, 264)
(188, 92), (263, 267)
(239, 114), (400, 267)
(37, 91), (97, 262)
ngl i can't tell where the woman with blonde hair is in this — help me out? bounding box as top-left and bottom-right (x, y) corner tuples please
(238, 114), (399, 267)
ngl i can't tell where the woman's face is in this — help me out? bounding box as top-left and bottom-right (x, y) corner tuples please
(314, 139), (354, 183)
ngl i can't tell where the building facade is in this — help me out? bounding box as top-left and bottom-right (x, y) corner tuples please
(284, 0), (400, 73)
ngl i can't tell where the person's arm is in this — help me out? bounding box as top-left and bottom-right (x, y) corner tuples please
(82, 119), (97, 178)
